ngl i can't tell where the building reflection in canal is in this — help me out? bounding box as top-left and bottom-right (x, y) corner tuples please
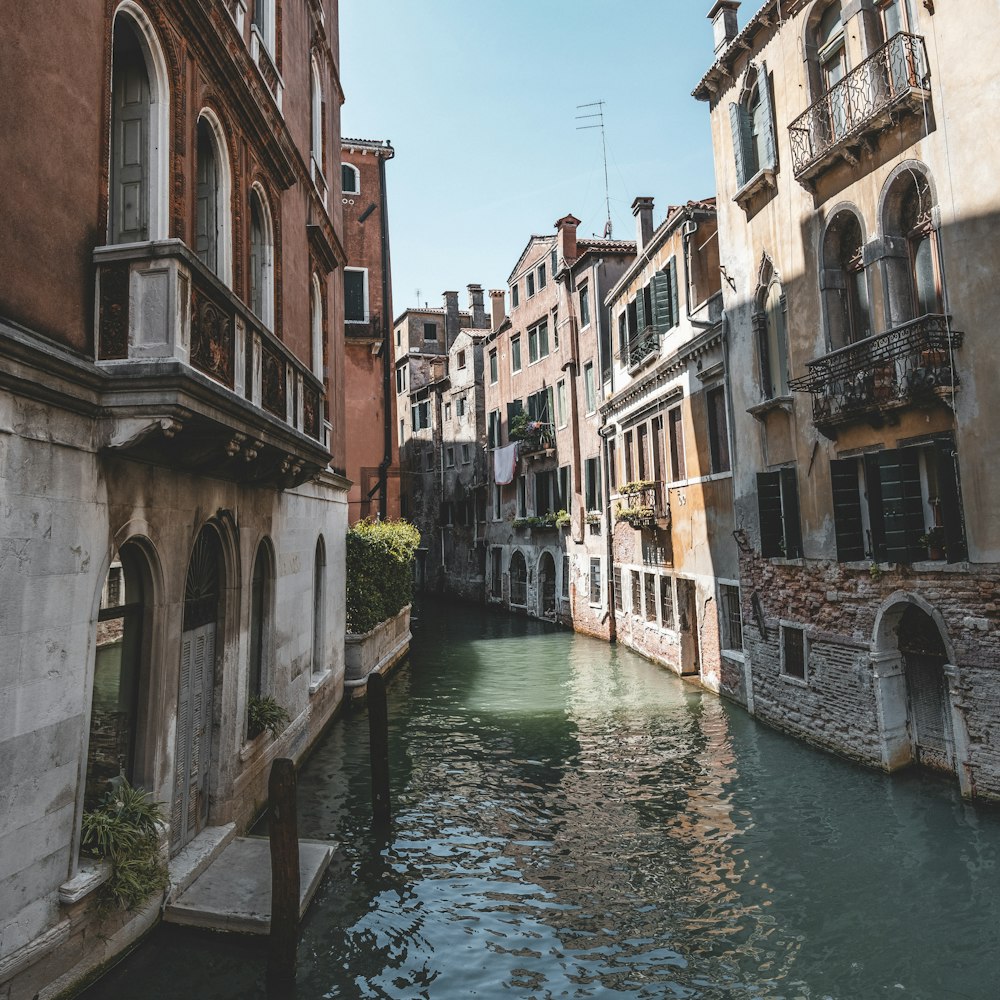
(82, 602), (1000, 1000)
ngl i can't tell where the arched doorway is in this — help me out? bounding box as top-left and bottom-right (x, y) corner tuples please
(898, 605), (953, 774)
(509, 551), (527, 607)
(538, 552), (556, 619)
(172, 528), (223, 851)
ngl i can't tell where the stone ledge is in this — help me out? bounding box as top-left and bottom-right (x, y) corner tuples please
(0, 918), (71, 983)
(58, 862), (111, 905)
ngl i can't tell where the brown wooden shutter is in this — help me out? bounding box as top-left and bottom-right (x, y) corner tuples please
(757, 471), (783, 557)
(935, 435), (967, 563)
(780, 466), (803, 558)
(831, 458), (865, 561)
(879, 448), (924, 563)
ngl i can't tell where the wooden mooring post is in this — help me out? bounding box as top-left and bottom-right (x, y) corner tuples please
(368, 671), (391, 830)
(267, 757), (300, 993)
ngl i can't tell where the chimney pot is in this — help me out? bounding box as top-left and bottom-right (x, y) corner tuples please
(709, 0), (740, 54)
(554, 214), (580, 267)
(467, 284), (486, 329)
(489, 289), (506, 332)
(631, 197), (655, 253)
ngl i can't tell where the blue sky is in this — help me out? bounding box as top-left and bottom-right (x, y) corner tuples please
(340, 0), (723, 317)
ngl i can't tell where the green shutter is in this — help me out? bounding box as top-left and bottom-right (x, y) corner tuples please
(780, 466), (803, 558)
(669, 259), (680, 329)
(757, 62), (777, 171)
(545, 386), (554, 425)
(635, 290), (647, 333)
(831, 459), (865, 561)
(935, 435), (967, 563)
(527, 392), (538, 421)
(879, 448), (924, 564)
(757, 472), (783, 557)
(729, 102), (750, 188)
(651, 269), (672, 335)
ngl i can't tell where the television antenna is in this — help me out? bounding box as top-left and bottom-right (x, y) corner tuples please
(576, 100), (613, 239)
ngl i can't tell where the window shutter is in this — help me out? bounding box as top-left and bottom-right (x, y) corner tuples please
(757, 471), (783, 557)
(780, 466), (803, 558)
(527, 392), (538, 422)
(545, 386), (554, 425)
(879, 448), (924, 563)
(831, 459), (865, 561)
(618, 313), (628, 359)
(757, 62), (777, 171)
(729, 102), (750, 189)
(635, 289), (647, 333)
(935, 435), (967, 563)
(669, 258), (680, 329)
(650, 269), (671, 335)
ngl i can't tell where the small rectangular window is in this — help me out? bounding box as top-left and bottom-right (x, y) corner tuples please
(462, 443), (472, 464)
(584, 362), (596, 413)
(488, 409), (501, 449)
(757, 468), (803, 559)
(423, 321), (438, 341)
(659, 575), (674, 629)
(512, 283), (519, 308)
(558, 465), (570, 509)
(446, 447), (455, 467)
(668, 406), (685, 481)
(492, 484), (501, 520)
(644, 572), (657, 622)
(613, 567), (623, 611)
(719, 584), (743, 652)
(579, 285), (591, 328)
(489, 349), (498, 384)
(344, 268), (368, 323)
(781, 624), (807, 680)
(585, 456), (602, 512)
(457, 350), (466, 369)
(631, 571), (641, 614)
(707, 386), (731, 474)
(444, 401), (452, 422)
(538, 263), (547, 289)
(395, 366), (406, 394)
(527, 272), (536, 298)
(589, 558), (602, 605)
(424, 449), (434, 471)
(511, 335), (522, 373)
(457, 397), (466, 418)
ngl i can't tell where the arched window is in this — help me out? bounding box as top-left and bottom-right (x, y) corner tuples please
(882, 168), (942, 326)
(756, 279), (789, 400)
(341, 163), (359, 196)
(109, 8), (169, 244)
(85, 543), (150, 809)
(249, 185), (274, 328)
(248, 540), (273, 702)
(312, 537), (326, 677)
(730, 64), (776, 189)
(814, 4), (848, 138)
(310, 59), (324, 181)
(823, 210), (870, 349)
(311, 273), (324, 379)
(252, 0), (275, 54)
(509, 551), (527, 607)
(195, 117), (224, 278)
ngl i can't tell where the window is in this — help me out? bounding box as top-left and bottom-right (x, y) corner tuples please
(707, 386), (731, 474)
(527, 386), (553, 425)
(584, 456), (602, 512)
(535, 469), (558, 515)
(527, 272), (536, 298)
(551, 249), (558, 277)
(510, 552), (527, 606)
(756, 280), (789, 399)
(830, 435), (966, 564)
(562, 555), (570, 599)
(446, 447), (455, 468)
(511, 335), (522, 373)
(823, 210), (870, 348)
(492, 483), (501, 520)
(411, 400), (430, 430)
(423, 321), (438, 341)
(444, 401), (452, 421)
(249, 187), (274, 327)
(424, 450), (434, 471)
(528, 320), (549, 364)
(310, 60), (325, 186)
(583, 362), (596, 413)
(344, 267), (368, 324)
(462, 444), (472, 464)
(312, 537), (326, 677)
(491, 549), (503, 597)
(488, 409), (501, 449)
(623, 430), (635, 483)
(195, 118), (222, 276)
(589, 558), (602, 606)
(630, 571), (641, 614)
(558, 466), (570, 510)
(248, 542), (273, 706)
(253, 0), (275, 53)
(517, 475), (527, 518)
(311, 274), (324, 378)
(341, 163), (359, 195)
(781, 624), (807, 681)
(109, 12), (169, 245)
(538, 263), (547, 289)
(395, 366), (407, 394)
(395, 327), (401, 348)
(489, 349), (498, 384)
(659, 575), (674, 630)
(719, 584), (743, 653)
(579, 284), (591, 328)
(613, 567), (623, 611)
(730, 64), (777, 189)
(757, 467), (803, 558)
(512, 282), (519, 309)
(644, 572), (657, 622)
(456, 396), (466, 418)
(457, 350), (467, 369)
(668, 406), (686, 481)
(556, 380), (567, 427)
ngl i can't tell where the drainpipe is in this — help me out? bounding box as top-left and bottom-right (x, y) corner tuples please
(377, 150), (394, 519)
(599, 421), (617, 642)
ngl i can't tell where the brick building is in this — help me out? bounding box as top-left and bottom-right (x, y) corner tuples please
(603, 197), (738, 693)
(341, 138), (400, 522)
(696, 0), (1000, 798)
(0, 0), (350, 992)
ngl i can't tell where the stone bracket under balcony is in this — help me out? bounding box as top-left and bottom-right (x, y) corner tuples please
(789, 314), (962, 437)
(93, 241), (328, 487)
(788, 33), (931, 184)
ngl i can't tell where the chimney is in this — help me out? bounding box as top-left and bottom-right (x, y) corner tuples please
(443, 291), (459, 348)
(489, 289), (506, 332)
(709, 0), (740, 55)
(467, 284), (486, 329)
(554, 214), (580, 266)
(632, 197), (654, 253)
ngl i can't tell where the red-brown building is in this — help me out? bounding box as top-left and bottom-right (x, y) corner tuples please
(341, 138), (400, 522)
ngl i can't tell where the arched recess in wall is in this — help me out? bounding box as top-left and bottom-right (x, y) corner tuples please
(312, 535), (327, 678)
(247, 537), (275, 707)
(108, 2), (171, 243)
(509, 550), (527, 607)
(249, 182), (275, 329)
(752, 253), (789, 401)
(821, 206), (871, 350)
(311, 272), (324, 379)
(195, 108), (233, 286)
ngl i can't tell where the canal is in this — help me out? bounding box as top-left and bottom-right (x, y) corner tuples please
(83, 602), (1000, 999)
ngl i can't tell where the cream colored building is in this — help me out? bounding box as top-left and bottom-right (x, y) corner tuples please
(696, 0), (1000, 798)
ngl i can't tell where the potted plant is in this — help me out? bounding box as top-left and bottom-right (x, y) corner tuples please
(918, 526), (946, 561)
(247, 694), (290, 740)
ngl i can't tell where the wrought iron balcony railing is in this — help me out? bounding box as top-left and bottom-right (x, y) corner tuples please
(788, 33), (930, 181)
(614, 481), (670, 530)
(627, 326), (660, 371)
(789, 314), (962, 431)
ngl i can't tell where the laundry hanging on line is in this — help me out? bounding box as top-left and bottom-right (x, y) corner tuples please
(493, 442), (519, 486)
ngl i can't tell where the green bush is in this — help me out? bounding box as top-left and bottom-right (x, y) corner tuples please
(247, 695), (290, 739)
(346, 518), (420, 634)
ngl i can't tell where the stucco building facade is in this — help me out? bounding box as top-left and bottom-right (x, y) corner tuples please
(696, 0), (1000, 798)
(0, 0), (350, 994)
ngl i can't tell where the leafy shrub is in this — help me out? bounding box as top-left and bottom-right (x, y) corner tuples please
(81, 778), (168, 914)
(346, 519), (421, 634)
(247, 695), (290, 739)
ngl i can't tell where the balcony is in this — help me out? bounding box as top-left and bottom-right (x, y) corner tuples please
(788, 314), (962, 434)
(788, 33), (930, 183)
(614, 481), (670, 530)
(94, 240), (328, 486)
(627, 326), (660, 373)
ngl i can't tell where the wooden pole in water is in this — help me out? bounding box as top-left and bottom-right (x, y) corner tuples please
(267, 757), (300, 992)
(368, 671), (391, 830)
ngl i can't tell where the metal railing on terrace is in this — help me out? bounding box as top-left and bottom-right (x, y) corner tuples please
(788, 33), (930, 181)
(627, 327), (659, 371)
(788, 314), (962, 431)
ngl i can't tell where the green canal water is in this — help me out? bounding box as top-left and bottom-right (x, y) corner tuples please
(82, 602), (1000, 999)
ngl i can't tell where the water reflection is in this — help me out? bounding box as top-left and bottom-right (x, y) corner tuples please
(83, 603), (1000, 1000)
